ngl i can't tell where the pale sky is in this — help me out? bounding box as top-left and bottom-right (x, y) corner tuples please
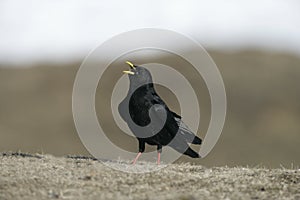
(0, 0), (300, 64)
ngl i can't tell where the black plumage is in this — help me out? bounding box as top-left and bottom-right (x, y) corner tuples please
(119, 62), (202, 164)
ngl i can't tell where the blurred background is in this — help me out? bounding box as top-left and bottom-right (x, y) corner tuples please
(0, 0), (299, 168)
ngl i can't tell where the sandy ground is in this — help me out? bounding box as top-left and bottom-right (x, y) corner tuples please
(0, 152), (299, 200)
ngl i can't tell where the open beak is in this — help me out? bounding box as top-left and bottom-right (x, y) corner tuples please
(123, 61), (135, 75)
(126, 61), (136, 70)
(123, 70), (135, 75)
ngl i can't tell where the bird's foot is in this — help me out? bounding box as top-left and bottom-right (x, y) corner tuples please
(157, 152), (161, 165)
(132, 152), (142, 165)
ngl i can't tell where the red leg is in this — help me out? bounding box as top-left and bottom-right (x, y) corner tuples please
(132, 152), (142, 165)
(157, 152), (161, 165)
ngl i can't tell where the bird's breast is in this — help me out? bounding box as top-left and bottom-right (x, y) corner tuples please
(128, 93), (152, 127)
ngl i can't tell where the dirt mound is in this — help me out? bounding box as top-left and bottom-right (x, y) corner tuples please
(1, 152), (299, 200)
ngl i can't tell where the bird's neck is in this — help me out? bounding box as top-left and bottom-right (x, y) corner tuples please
(128, 83), (154, 94)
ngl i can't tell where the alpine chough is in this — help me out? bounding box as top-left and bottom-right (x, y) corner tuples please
(119, 61), (202, 164)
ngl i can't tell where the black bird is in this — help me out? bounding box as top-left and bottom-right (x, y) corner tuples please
(119, 61), (202, 164)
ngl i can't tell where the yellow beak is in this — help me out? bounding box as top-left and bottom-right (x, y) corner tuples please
(123, 70), (135, 75)
(126, 61), (136, 69)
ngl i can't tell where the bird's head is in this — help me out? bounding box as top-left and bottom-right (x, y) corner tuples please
(123, 61), (153, 88)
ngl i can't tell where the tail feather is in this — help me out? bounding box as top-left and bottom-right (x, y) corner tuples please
(174, 115), (202, 145)
(192, 136), (202, 145)
(168, 136), (201, 158)
(169, 113), (202, 158)
(184, 147), (200, 158)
